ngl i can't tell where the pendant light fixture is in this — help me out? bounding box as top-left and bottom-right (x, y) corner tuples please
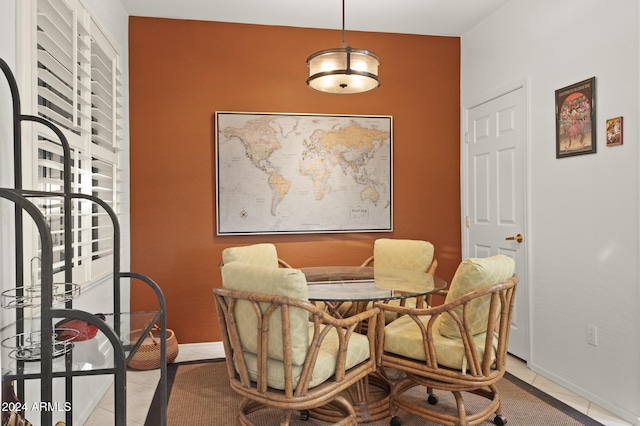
(306, 0), (380, 94)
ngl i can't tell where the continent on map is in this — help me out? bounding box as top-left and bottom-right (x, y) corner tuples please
(268, 172), (292, 215)
(222, 117), (282, 170)
(360, 186), (380, 203)
(222, 117), (291, 214)
(300, 122), (389, 203)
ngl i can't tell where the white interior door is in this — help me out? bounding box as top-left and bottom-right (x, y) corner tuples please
(464, 86), (529, 360)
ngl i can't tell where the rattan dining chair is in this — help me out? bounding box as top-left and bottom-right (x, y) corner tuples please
(360, 238), (439, 322)
(375, 255), (518, 426)
(221, 243), (292, 268)
(214, 262), (379, 425)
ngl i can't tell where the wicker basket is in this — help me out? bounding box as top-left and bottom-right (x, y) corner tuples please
(128, 327), (179, 370)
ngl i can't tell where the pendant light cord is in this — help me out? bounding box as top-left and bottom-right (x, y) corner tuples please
(341, 0), (346, 48)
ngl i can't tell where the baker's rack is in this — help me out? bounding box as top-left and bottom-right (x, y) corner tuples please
(0, 58), (167, 425)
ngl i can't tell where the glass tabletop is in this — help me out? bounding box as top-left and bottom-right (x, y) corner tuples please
(301, 266), (447, 302)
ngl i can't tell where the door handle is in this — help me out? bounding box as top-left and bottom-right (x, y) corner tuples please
(506, 234), (524, 243)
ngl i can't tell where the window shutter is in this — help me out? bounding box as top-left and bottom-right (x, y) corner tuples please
(36, 136), (69, 275)
(89, 19), (122, 275)
(30, 0), (123, 284)
(90, 29), (122, 153)
(36, 0), (91, 135)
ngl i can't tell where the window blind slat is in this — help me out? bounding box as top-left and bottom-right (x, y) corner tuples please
(37, 49), (71, 84)
(37, 13), (71, 48)
(90, 95), (111, 112)
(38, 0), (72, 33)
(38, 84), (72, 111)
(38, 158), (64, 172)
(90, 66), (110, 88)
(37, 104), (74, 130)
(90, 51), (110, 74)
(91, 121), (113, 139)
(37, 30), (73, 72)
(91, 107), (110, 124)
(38, 69), (73, 100)
(91, 82), (112, 104)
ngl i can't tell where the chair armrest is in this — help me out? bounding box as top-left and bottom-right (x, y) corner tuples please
(427, 258), (438, 274)
(360, 255), (374, 267)
(277, 258), (293, 268)
(214, 287), (379, 395)
(374, 277), (517, 375)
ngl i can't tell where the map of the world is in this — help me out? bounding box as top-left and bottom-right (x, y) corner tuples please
(216, 112), (392, 235)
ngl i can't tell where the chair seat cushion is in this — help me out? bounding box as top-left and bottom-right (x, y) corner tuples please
(243, 322), (371, 390)
(383, 315), (496, 371)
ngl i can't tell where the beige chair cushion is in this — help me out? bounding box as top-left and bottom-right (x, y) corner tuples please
(367, 239), (434, 322)
(243, 324), (371, 390)
(438, 255), (515, 339)
(222, 243), (280, 268)
(221, 262), (309, 365)
(221, 262), (371, 390)
(373, 238), (434, 272)
(384, 315), (495, 370)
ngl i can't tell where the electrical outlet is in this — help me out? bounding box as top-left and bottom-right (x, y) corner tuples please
(587, 325), (598, 346)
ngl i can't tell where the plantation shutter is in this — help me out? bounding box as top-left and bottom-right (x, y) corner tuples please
(32, 0), (122, 284)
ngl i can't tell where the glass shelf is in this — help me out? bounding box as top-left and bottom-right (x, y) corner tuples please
(2, 329), (79, 361)
(0, 311), (161, 379)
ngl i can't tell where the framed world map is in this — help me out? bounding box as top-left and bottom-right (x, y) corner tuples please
(215, 112), (393, 235)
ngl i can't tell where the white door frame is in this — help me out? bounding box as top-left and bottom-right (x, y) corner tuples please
(461, 78), (532, 361)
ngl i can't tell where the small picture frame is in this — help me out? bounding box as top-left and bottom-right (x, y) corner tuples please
(555, 77), (596, 158)
(606, 116), (623, 146)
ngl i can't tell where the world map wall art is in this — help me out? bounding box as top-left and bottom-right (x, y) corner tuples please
(215, 112), (393, 235)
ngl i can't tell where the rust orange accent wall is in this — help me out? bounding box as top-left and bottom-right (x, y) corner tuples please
(129, 17), (461, 343)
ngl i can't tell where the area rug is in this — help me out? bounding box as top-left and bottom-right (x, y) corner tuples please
(145, 359), (603, 425)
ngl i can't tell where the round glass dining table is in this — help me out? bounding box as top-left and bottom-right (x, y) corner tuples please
(301, 265), (447, 303)
(299, 266), (447, 423)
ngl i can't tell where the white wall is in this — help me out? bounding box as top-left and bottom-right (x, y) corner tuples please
(462, 0), (640, 424)
(0, 0), (17, 334)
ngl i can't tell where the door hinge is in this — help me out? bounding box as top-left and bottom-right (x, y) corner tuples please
(465, 216), (470, 228)
(464, 132), (469, 143)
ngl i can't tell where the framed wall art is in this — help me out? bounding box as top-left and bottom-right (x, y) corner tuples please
(606, 116), (623, 146)
(215, 112), (393, 235)
(555, 77), (596, 158)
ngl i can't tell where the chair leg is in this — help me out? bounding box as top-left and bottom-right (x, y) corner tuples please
(452, 391), (469, 425)
(426, 386), (438, 405)
(279, 410), (294, 425)
(238, 397), (260, 425)
(329, 395), (359, 425)
(488, 383), (507, 426)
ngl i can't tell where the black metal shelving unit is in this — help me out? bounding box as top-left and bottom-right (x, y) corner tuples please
(0, 57), (167, 426)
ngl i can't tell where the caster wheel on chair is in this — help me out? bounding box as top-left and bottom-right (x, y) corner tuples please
(427, 394), (438, 405)
(299, 410), (309, 421)
(390, 416), (402, 426)
(493, 414), (507, 426)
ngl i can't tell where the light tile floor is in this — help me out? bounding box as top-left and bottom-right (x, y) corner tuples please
(86, 343), (632, 425)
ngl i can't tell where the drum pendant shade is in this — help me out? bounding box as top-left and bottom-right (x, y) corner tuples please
(306, 0), (380, 94)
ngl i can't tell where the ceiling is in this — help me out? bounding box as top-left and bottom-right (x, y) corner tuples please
(119, 0), (509, 36)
